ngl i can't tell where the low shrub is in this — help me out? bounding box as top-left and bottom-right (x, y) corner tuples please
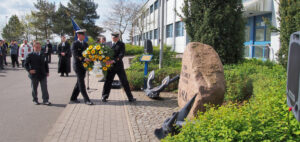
(126, 45), (181, 91)
(162, 60), (300, 141)
(125, 44), (144, 55)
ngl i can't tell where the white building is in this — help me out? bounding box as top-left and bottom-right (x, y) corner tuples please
(132, 0), (280, 61)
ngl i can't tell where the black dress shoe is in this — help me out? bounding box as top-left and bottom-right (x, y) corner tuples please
(43, 101), (52, 105)
(85, 101), (93, 105)
(69, 100), (80, 104)
(60, 74), (64, 77)
(33, 100), (40, 105)
(128, 98), (136, 102)
(66, 73), (69, 77)
(101, 97), (107, 102)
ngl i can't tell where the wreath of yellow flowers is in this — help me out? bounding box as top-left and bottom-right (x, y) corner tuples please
(91, 49), (96, 54)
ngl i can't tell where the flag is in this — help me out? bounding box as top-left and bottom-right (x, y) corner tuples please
(71, 18), (88, 42)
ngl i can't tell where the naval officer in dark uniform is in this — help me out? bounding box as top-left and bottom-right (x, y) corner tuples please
(70, 29), (93, 105)
(101, 32), (136, 102)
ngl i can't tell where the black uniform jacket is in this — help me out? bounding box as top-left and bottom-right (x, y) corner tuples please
(25, 52), (49, 79)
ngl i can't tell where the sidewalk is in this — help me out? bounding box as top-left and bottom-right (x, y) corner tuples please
(43, 76), (134, 142)
(44, 57), (135, 142)
(43, 56), (179, 142)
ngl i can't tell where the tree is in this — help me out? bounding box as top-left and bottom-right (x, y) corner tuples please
(67, 0), (104, 39)
(52, 3), (74, 36)
(277, 0), (300, 68)
(1, 15), (24, 41)
(103, 0), (141, 41)
(31, 0), (56, 40)
(182, 0), (245, 64)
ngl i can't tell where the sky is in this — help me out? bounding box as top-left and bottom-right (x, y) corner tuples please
(0, 0), (147, 42)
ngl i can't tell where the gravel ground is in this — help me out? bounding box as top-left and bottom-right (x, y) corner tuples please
(126, 91), (179, 142)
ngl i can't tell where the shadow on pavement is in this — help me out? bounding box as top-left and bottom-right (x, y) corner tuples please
(49, 103), (67, 108)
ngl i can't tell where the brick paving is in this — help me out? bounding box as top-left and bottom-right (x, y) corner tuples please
(43, 76), (133, 142)
(44, 57), (179, 142)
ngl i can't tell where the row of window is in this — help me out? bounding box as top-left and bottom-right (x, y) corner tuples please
(133, 21), (185, 42)
(150, 1), (159, 14)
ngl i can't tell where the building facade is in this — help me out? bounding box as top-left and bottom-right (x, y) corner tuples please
(132, 0), (280, 61)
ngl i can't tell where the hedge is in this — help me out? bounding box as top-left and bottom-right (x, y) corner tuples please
(162, 60), (300, 141)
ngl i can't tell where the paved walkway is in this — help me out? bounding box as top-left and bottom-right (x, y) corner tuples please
(43, 77), (134, 142)
(43, 56), (179, 142)
(44, 57), (135, 142)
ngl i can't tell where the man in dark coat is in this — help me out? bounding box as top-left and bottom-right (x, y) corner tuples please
(57, 35), (71, 77)
(2, 40), (8, 65)
(25, 41), (51, 105)
(9, 40), (19, 68)
(44, 40), (52, 63)
(70, 29), (93, 105)
(101, 32), (136, 102)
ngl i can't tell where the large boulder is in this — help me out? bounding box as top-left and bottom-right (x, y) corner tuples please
(178, 42), (226, 118)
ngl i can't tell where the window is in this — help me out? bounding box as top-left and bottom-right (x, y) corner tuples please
(244, 46), (250, 57)
(166, 24), (173, 38)
(149, 30), (153, 39)
(175, 21), (184, 37)
(154, 29), (158, 39)
(253, 46), (270, 59)
(255, 15), (271, 41)
(154, 1), (159, 10)
(150, 5), (154, 13)
(245, 25), (251, 41)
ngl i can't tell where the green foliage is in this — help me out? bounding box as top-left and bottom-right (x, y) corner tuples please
(125, 44), (144, 55)
(31, 0), (56, 39)
(1, 15), (24, 41)
(52, 3), (73, 36)
(126, 45), (181, 91)
(66, 0), (104, 39)
(182, 0), (245, 64)
(163, 60), (300, 141)
(277, 0), (300, 68)
(87, 36), (96, 45)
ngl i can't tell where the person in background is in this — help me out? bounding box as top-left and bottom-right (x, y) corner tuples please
(25, 41), (51, 105)
(19, 39), (32, 67)
(44, 40), (52, 63)
(57, 35), (71, 77)
(0, 40), (4, 69)
(2, 40), (8, 66)
(97, 36), (107, 82)
(9, 40), (19, 68)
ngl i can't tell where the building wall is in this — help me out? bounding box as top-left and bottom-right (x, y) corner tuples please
(132, 0), (280, 61)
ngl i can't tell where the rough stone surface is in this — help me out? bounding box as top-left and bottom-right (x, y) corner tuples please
(126, 92), (179, 142)
(178, 42), (226, 118)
